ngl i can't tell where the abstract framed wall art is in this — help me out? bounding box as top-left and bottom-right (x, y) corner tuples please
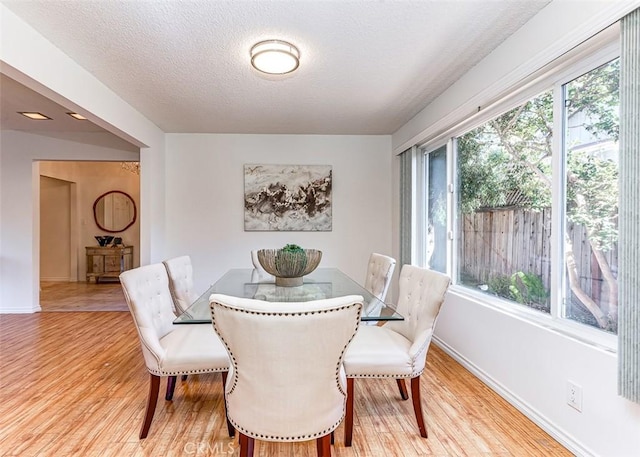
(244, 164), (332, 231)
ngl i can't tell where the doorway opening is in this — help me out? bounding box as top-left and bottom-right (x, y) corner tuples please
(38, 161), (140, 312)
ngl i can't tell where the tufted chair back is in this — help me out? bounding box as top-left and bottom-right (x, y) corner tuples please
(163, 255), (199, 315)
(363, 253), (396, 301)
(341, 265), (450, 445)
(120, 263), (177, 374)
(385, 265), (450, 372)
(121, 263), (232, 440)
(209, 293), (362, 446)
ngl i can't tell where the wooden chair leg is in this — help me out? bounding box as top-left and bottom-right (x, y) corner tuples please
(316, 433), (331, 457)
(221, 371), (235, 437)
(181, 375), (188, 381)
(330, 430), (334, 444)
(344, 378), (354, 447)
(140, 374), (160, 439)
(410, 376), (428, 438)
(239, 432), (255, 457)
(396, 378), (409, 400)
(165, 375), (177, 401)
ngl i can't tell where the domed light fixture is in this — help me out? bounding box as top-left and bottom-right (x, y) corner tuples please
(250, 39), (300, 75)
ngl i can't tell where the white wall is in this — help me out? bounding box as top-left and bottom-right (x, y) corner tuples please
(0, 132), (138, 312)
(165, 134), (393, 294)
(436, 293), (640, 457)
(391, 1), (640, 456)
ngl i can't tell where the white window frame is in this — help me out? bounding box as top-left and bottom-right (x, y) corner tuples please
(416, 31), (620, 352)
(553, 45), (620, 344)
(418, 142), (454, 276)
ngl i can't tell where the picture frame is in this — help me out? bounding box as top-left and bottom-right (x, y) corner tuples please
(244, 164), (332, 231)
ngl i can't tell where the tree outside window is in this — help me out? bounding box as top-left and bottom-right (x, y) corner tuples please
(456, 59), (619, 333)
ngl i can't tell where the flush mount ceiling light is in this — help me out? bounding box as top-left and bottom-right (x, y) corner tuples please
(250, 39), (300, 75)
(18, 112), (51, 120)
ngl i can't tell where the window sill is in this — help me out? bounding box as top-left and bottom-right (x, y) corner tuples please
(447, 285), (618, 354)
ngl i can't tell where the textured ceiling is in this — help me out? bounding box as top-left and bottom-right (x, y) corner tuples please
(1, 0), (550, 135)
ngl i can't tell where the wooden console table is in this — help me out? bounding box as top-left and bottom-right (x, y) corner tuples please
(86, 246), (133, 283)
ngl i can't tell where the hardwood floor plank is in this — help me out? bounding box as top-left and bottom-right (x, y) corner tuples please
(0, 308), (572, 457)
(39, 281), (128, 312)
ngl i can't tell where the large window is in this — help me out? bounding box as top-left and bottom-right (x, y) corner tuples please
(419, 54), (620, 336)
(562, 59), (619, 334)
(457, 89), (553, 314)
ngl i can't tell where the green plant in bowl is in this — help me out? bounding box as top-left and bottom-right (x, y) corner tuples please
(276, 244), (307, 272)
(280, 244), (304, 253)
(257, 245), (322, 287)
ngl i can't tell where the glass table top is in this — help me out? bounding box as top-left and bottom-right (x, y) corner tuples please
(174, 268), (404, 324)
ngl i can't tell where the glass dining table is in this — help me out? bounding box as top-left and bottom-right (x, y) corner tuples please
(173, 268), (404, 324)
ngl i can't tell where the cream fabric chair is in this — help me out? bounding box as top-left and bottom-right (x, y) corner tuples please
(362, 253), (396, 322)
(363, 253), (396, 301)
(343, 265), (450, 445)
(162, 255), (202, 400)
(120, 263), (232, 439)
(250, 249), (270, 276)
(163, 255), (199, 316)
(209, 294), (363, 457)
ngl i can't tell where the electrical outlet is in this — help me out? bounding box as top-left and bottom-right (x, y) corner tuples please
(567, 381), (583, 412)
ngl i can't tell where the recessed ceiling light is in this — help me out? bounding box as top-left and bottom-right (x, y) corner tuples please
(18, 112), (51, 120)
(250, 39), (300, 75)
(67, 112), (87, 120)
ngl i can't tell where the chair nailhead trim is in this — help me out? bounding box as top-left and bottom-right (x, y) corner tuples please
(149, 367), (228, 376)
(210, 302), (360, 318)
(228, 414), (345, 441)
(347, 369), (424, 379)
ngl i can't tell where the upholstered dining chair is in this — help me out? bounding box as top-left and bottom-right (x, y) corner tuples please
(364, 253), (396, 302)
(362, 253), (396, 323)
(342, 265), (450, 445)
(162, 255), (199, 316)
(162, 255), (202, 399)
(250, 249), (269, 276)
(120, 263), (232, 439)
(209, 294), (363, 457)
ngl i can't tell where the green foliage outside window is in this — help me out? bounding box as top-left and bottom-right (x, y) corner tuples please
(457, 59), (619, 332)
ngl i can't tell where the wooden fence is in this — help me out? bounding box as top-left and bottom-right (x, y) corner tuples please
(459, 208), (618, 301)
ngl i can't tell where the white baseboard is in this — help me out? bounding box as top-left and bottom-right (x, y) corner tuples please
(40, 277), (71, 282)
(0, 305), (42, 313)
(432, 336), (594, 457)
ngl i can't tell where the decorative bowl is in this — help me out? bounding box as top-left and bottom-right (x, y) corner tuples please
(257, 247), (322, 287)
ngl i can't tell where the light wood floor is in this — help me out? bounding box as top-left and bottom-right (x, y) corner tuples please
(0, 310), (572, 456)
(40, 281), (128, 312)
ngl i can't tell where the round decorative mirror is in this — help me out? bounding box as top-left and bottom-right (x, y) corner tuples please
(93, 190), (137, 233)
